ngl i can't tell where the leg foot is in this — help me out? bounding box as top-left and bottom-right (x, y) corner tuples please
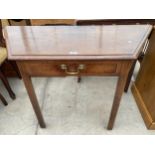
(77, 76), (81, 83)
(0, 93), (8, 106)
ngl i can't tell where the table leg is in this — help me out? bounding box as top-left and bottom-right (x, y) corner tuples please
(0, 69), (16, 99)
(124, 60), (137, 92)
(107, 61), (132, 130)
(21, 73), (46, 128)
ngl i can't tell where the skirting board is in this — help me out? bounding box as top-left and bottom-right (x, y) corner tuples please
(131, 83), (155, 129)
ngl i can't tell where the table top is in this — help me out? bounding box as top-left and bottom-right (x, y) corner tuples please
(4, 25), (152, 60)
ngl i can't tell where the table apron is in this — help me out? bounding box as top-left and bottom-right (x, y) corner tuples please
(16, 60), (131, 77)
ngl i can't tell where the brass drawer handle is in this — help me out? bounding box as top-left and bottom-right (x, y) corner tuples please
(60, 64), (85, 75)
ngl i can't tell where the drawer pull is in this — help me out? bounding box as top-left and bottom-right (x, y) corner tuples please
(60, 64), (85, 75)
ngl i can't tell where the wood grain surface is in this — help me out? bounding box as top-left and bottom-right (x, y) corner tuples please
(4, 25), (152, 60)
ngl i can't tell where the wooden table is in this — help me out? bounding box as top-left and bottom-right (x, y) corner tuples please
(4, 25), (152, 129)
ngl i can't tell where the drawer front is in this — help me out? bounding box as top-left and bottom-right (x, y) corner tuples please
(19, 60), (122, 76)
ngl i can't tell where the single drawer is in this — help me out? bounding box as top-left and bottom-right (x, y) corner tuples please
(19, 60), (122, 76)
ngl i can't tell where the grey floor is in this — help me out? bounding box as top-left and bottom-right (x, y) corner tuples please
(0, 62), (155, 135)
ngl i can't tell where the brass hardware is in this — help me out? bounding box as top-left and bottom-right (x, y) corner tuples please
(60, 64), (85, 75)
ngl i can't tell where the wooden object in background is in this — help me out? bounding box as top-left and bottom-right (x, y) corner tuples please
(0, 20), (17, 105)
(132, 28), (155, 129)
(4, 25), (152, 129)
(8, 19), (27, 26)
(30, 19), (76, 26)
(76, 19), (155, 25)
